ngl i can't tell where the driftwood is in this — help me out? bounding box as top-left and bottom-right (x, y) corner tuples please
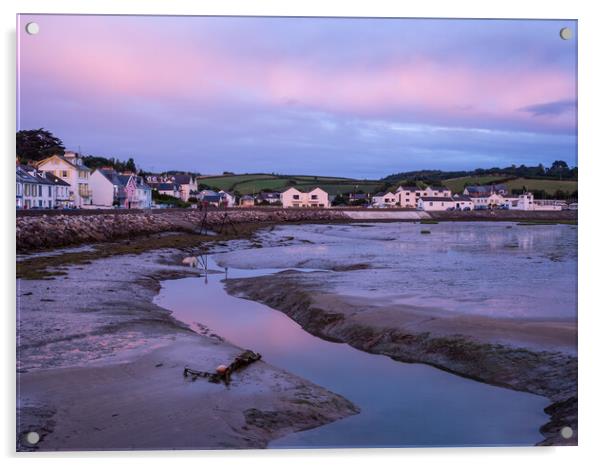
(183, 350), (262, 385)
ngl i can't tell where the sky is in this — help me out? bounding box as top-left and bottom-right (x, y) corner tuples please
(17, 15), (577, 178)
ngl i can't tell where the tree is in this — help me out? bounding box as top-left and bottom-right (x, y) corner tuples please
(16, 129), (65, 162)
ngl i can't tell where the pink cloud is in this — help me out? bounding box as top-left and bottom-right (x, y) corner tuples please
(18, 15), (575, 132)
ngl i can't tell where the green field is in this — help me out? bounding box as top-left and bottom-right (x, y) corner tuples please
(197, 173), (384, 195)
(444, 176), (577, 195)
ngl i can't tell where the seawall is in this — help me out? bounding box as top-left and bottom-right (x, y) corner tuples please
(16, 207), (577, 252)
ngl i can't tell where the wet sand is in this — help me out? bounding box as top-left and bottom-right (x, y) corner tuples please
(16, 246), (357, 451)
(225, 273), (577, 446)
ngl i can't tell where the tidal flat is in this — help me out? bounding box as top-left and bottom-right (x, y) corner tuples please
(16, 221), (577, 450)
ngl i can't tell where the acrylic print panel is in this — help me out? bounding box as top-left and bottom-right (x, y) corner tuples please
(16, 14), (577, 451)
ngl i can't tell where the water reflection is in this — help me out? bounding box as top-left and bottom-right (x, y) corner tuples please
(155, 256), (550, 448)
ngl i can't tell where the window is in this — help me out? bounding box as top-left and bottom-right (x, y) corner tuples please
(38, 200), (42, 207)
(62, 170), (68, 177)
(311, 195), (318, 200)
(429, 202), (433, 206)
(38, 185), (42, 196)
(293, 195), (300, 200)
(48, 186), (52, 196)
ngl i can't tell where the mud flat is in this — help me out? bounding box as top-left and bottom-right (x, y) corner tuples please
(16, 244), (357, 451)
(219, 221), (577, 446)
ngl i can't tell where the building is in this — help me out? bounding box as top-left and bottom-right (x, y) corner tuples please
(470, 192), (506, 209)
(35, 151), (92, 207)
(371, 192), (397, 208)
(16, 166), (53, 209)
(131, 176), (152, 209)
(395, 186), (452, 208)
(451, 194), (474, 211)
(256, 192), (282, 205)
(218, 190), (237, 207)
(239, 195), (255, 207)
(154, 183), (180, 198)
(281, 187), (330, 208)
(16, 165), (71, 209)
(417, 196), (456, 211)
(172, 174), (195, 202)
(463, 184), (508, 197)
(90, 169), (152, 208)
(45, 172), (71, 208)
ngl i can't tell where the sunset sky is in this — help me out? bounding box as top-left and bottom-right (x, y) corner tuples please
(17, 15), (577, 177)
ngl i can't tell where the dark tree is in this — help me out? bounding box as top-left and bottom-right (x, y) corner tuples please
(16, 129), (65, 162)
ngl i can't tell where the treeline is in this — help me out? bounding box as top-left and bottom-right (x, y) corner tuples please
(16, 129), (139, 173)
(382, 161), (578, 184)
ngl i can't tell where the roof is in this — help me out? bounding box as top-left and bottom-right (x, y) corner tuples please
(45, 172), (70, 186)
(173, 174), (193, 185)
(37, 154), (91, 171)
(17, 165), (55, 185)
(396, 186), (421, 192)
(420, 197), (455, 202)
(156, 183), (176, 191)
(282, 186), (329, 194)
(240, 195), (255, 200)
(202, 195), (222, 202)
(453, 195), (473, 201)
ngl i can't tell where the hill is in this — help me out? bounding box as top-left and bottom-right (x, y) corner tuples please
(443, 176), (578, 197)
(196, 173), (385, 195)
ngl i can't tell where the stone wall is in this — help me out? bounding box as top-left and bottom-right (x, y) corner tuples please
(16, 208), (351, 252)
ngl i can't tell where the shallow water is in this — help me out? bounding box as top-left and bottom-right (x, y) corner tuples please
(215, 222), (577, 320)
(154, 225), (556, 447)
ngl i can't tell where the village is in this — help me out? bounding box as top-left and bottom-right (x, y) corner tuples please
(16, 150), (576, 212)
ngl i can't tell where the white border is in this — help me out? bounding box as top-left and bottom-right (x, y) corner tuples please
(2, 1), (601, 465)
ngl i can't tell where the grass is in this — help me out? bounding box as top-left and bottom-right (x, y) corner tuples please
(443, 175), (577, 196)
(196, 173), (385, 195)
(443, 176), (510, 193)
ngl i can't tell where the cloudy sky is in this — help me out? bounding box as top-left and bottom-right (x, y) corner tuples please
(18, 15), (577, 178)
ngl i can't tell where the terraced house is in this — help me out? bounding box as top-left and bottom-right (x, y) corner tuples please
(35, 151), (92, 208)
(16, 165), (71, 209)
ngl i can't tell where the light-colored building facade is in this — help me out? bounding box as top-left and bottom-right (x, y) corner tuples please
(470, 193), (505, 209)
(395, 186), (452, 208)
(417, 196), (456, 211)
(281, 187), (330, 208)
(372, 191), (397, 208)
(16, 165), (71, 209)
(36, 151), (92, 208)
(218, 190), (237, 207)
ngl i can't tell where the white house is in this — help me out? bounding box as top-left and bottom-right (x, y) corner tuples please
(36, 151), (92, 208)
(504, 193), (562, 211)
(451, 194), (474, 211)
(470, 192), (506, 209)
(417, 196), (456, 211)
(372, 191), (397, 208)
(281, 187), (330, 208)
(89, 169), (120, 207)
(395, 185), (452, 208)
(218, 190), (237, 207)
